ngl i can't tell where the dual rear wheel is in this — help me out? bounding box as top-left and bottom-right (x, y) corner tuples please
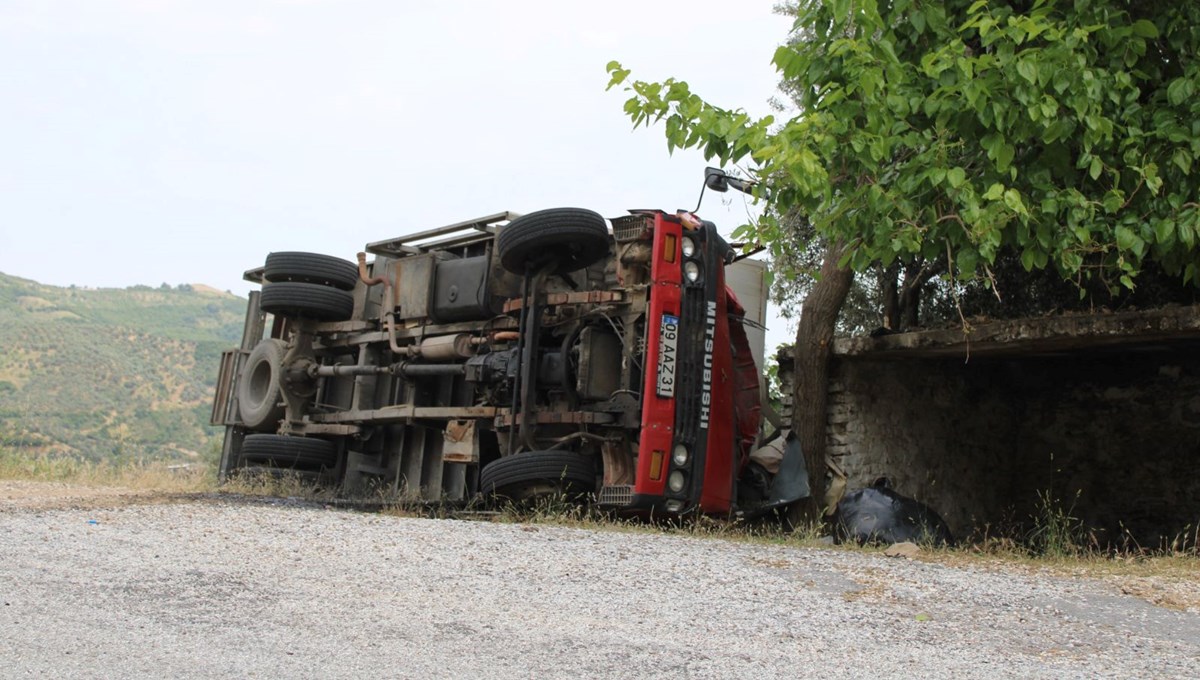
(259, 251), (358, 322)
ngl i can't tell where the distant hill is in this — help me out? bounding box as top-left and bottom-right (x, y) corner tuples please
(0, 273), (248, 462)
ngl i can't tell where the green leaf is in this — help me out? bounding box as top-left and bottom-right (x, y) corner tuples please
(910, 11), (926, 34)
(947, 167), (967, 188)
(1003, 188), (1028, 215)
(956, 248), (979, 276)
(605, 62), (631, 91)
(1167, 78), (1194, 106)
(983, 183), (1005, 201)
(996, 143), (1015, 172)
(1102, 191), (1124, 214)
(1131, 19), (1159, 38)
(1016, 60), (1038, 85)
(1089, 157), (1103, 180)
(1154, 219), (1175, 244)
(877, 39), (900, 65)
(1115, 226), (1137, 251)
(1172, 149), (1192, 175)
(831, 0), (851, 22)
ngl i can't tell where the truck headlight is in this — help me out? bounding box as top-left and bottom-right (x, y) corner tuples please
(683, 261), (701, 282)
(672, 444), (689, 466)
(680, 237), (697, 258)
(667, 470), (686, 493)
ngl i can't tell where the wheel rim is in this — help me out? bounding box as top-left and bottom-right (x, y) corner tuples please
(246, 356), (273, 405)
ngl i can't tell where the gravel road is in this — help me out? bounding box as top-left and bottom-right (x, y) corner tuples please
(1, 489), (1197, 679)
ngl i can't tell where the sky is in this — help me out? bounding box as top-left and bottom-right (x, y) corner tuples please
(0, 0), (796, 346)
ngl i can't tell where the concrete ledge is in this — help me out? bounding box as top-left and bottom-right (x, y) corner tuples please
(828, 305), (1200, 359)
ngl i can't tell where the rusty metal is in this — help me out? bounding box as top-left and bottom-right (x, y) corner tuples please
(313, 405), (499, 424)
(600, 439), (635, 486)
(502, 290), (625, 313)
(419, 334), (475, 361)
(495, 410), (615, 428)
(442, 420), (479, 464)
(357, 252), (388, 288)
(355, 252), (422, 359)
(279, 421), (363, 437)
(315, 318), (517, 352)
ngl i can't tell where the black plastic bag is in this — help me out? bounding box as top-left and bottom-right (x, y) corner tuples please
(832, 477), (954, 547)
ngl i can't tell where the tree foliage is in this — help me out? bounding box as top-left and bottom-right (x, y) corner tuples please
(609, 0), (1200, 298)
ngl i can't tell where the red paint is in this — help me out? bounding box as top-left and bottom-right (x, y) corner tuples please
(634, 213), (681, 498)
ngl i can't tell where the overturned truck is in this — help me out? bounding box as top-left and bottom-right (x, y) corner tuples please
(211, 205), (807, 517)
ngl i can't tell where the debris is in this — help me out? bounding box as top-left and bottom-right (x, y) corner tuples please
(884, 541), (921, 558)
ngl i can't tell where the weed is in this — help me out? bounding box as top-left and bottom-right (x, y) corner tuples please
(220, 467), (332, 500)
(1027, 489), (1094, 558)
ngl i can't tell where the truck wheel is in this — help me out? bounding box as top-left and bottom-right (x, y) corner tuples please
(479, 450), (597, 503)
(498, 208), (609, 275)
(263, 251), (360, 291)
(240, 434), (338, 469)
(260, 281), (354, 321)
(237, 338), (286, 431)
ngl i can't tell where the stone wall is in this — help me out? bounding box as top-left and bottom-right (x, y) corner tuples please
(818, 349), (1200, 546)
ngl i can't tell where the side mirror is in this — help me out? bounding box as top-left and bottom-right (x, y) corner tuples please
(704, 167), (730, 193)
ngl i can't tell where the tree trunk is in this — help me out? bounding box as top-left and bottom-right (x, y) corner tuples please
(880, 263), (900, 330)
(899, 260), (923, 330)
(791, 240), (855, 522)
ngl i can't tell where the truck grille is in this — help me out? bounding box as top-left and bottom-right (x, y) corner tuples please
(611, 215), (652, 242)
(673, 287), (706, 446)
(598, 485), (634, 506)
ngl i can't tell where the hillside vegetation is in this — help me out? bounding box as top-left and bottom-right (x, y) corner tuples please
(0, 273), (247, 462)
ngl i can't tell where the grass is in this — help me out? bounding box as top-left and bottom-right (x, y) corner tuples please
(0, 447), (214, 493)
(0, 446), (333, 502)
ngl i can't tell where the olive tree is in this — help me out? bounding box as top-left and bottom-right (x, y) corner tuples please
(608, 0), (1200, 519)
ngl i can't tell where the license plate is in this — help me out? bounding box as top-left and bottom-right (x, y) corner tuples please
(656, 314), (679, 398)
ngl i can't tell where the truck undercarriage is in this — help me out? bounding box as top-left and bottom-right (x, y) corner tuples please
(211, 207), (807, 517)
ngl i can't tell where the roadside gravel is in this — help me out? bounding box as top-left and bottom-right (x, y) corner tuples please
(1, 493), (1196, 679)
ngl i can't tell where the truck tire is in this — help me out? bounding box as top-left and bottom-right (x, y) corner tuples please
(479, 450), (597, 503)
(498, 208), (609, 275)
(237, 338), (286, 431)
(240, 434), (338, 469)
(260, 281), (354, 321)
(263, 251), (360, 291)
